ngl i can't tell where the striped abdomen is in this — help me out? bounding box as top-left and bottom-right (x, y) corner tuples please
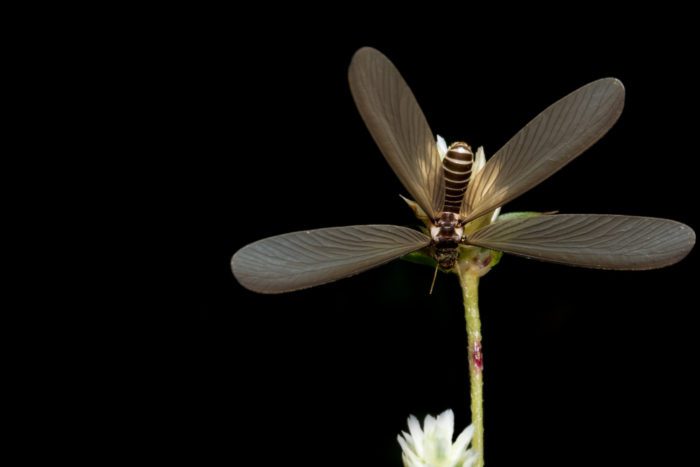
(442, 142), (473, 213)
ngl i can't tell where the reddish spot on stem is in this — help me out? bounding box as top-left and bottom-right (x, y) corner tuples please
(472, 341), (483, 370)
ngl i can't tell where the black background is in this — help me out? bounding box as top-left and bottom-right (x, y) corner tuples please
(158, 12), (698, 466)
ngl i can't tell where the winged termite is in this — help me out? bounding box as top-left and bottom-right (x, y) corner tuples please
(231, 47), (695, 294)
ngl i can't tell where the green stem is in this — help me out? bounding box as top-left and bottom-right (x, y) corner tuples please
(458, 268), (484, 467)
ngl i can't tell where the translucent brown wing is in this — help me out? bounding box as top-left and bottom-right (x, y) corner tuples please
(468, 214), (695, 270)
(232, 225), (431, 293)
(462, 79), (625, 222)
(349, 47), (444, 219)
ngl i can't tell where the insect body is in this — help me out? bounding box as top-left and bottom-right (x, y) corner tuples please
(429, 142), (474, 269)
(231, 47), (694, 294)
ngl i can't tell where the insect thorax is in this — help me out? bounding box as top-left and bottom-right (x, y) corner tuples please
(430, 211), (464, 269)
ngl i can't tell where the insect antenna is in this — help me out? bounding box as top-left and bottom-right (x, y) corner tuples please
(429, 262), (439, 295)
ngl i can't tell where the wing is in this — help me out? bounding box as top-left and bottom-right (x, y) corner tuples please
(232, 225), (431, 293)
(462, 78), (625, 222)
(468, 214), (695, 270)
(349, 47), (444, 219)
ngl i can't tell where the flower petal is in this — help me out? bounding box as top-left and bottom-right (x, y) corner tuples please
(463, 449), (479, 467)
(423, 414), (437, 436)
(398, 434), (422, 464)
(472, 146), (486, 178)
(452, 423), (474, 454)
(437, 135), (448, 161)
(401, 431), (417, 452)
(407, 415), (425, 458)
(436, 409), (455, 446)
(490, 206), (501, 224)
(402, 452), (428, 467)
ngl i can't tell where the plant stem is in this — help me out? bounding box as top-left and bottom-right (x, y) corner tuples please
(458, 268), (484, 467)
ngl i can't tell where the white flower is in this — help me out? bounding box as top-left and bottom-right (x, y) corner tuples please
(398, 409), (478, 467)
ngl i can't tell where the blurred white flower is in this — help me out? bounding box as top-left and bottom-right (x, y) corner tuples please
(398, 409), (478, 467)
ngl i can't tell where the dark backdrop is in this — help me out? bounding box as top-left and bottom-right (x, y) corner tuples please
(163, 13), (698, 466)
